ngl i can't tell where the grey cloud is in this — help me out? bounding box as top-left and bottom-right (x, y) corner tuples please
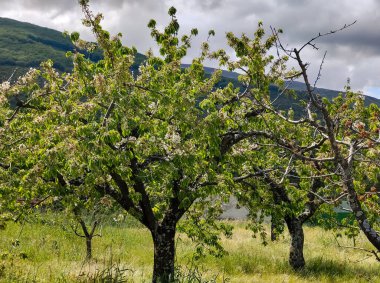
(0, 0), (378, 94)
(3, 0), (77, 11)
(0, 0), (160, 14)
(194, 0), (226, 10)
(177, 0), (380, 93)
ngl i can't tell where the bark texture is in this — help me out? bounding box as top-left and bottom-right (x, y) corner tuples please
(344, 173), (380, 250)
(285, 217), (305, 269)
(86, 238), (92, 260)
(152, 223), (176, 283)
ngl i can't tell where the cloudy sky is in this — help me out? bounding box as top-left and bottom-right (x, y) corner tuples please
(0, 0), (379, 97)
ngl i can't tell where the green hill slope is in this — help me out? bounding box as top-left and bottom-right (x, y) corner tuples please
(0, 17), (144, 82)
(0, 17), (77, 80)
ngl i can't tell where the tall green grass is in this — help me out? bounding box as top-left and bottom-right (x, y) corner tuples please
(0, 214), (379, 282)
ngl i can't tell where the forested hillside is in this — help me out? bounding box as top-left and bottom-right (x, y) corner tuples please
(0, 17), (75, 80)
(0, 17), (144, 81)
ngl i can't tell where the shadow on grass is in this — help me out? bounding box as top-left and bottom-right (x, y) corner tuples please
(296, 256), (380, 280)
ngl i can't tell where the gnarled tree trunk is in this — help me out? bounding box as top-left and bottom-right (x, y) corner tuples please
(344, 174), (380, 250)
(151, 223), (176, 283)
(262, 174), (321, 270)
(285, 217), (305, 269)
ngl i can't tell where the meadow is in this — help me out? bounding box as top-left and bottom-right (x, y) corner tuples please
(0, 213), (379, 282)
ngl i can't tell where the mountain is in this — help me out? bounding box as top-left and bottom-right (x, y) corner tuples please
(1, 17), (379, 110)
(0, 17), (143, 81)
(0, 17), (74, 80)
(285, 80), (380, 107)
(199, 65), (380, 105)
(181, 64), (240, 80)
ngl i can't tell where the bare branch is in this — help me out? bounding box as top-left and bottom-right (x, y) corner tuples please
(102, 100), (115, 127)
(287, 171), (338, 180)
(284, 72), (303, 80)
(313, 51), (327, 89)
(308, 190), (347, 205)
(7, 68), (18, 82)
(335, 236), (380, 262)
(279, 154), (294, 184)
(271, 83), (292, 105)
(6, 107), (20, 122)
(71, 223), (86, 238)
(298, 21), (357, 53)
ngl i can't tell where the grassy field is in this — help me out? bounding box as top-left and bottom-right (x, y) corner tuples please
(0, 214), (379, 282)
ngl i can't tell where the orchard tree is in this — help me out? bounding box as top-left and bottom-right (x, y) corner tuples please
(275, 26), (380, 258)
(54, 175), (115, 261)
(205, 27), (336, 269)
(206, 22), (380, 268)
(222, 130), (329, 270)
(216, 21), (380, 261)
(0, 2), (237, 282)
(0, 69), (110, 260)
(231, 148), (336, 269)
(67, 195), (113, 260)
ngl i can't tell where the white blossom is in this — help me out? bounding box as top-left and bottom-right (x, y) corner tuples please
(0, 81), (10, 92)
